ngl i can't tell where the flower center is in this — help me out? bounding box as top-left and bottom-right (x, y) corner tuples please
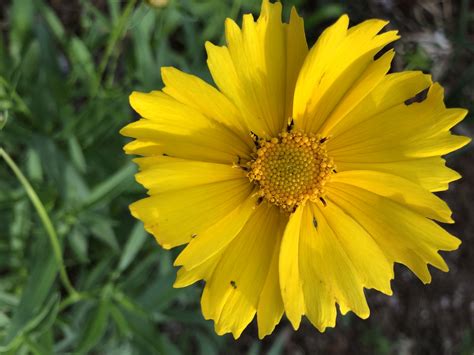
(248, 131), (335, 212)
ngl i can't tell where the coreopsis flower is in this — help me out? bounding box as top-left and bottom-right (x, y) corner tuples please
(121, 0), (470, 339)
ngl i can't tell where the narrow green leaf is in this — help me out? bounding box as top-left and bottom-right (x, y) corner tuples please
(68, 136), (87, 173)
(40, 4), (66, 43)
(9, 0), (35, 60)
(68, 37), (97, 88)
(26, 148), (43, 182)
(0, 292), (18, 308)
(82, 163), (136, 209)
(89, 216), (119, 252)
(0, 111), (7, 130)
(0, 287), (59, 351)
(117, 221), (147, 274)
(68, 226), (89, 263)
(75, 298), (110, 354)
(0, 312), (10, 328)
(109, 303), (131, 338)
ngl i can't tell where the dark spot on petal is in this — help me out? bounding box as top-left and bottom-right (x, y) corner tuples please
(319, 137), (328, 144)
(313, 216), (318, 228)
(162, 153), (169, 156)
(319, 197), (327, 207)
(191, 234), (197, 239)
(318, 72), (326, 85)
(256, 196), (264, 206)
(287, 117), (294, 132)
(230, 280), (237, 289)
(405, 88), (429, 105)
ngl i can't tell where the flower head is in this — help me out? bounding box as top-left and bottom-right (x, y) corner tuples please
(121, 0), (470, 339)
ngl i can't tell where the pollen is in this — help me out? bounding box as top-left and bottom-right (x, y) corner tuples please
(248, 130), (335, 213)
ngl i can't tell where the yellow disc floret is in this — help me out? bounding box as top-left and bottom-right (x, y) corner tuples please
(248, 130), (335, 212)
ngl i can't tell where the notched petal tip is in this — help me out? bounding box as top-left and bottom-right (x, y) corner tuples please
(260, 0), (282, 16)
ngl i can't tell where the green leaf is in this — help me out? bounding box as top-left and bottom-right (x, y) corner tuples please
(0, 292), (18, 308)
(75, 298), (110, 354)
(109, 303), (131, 338)
(68, 226), (89, 263)
(25, 336), (53, 355)
(118, 306), (179, 354)
(117, 221), (147, 274)
(0, 284), (59, 352)
(25, 148), (43, 182)
(40, 4), (66, 43)
(68, 37), (98, 90)
(68, 136), (87, 173)
(82, 163), (136, 210)
(0, 237), (58, 349)
(29, 296), (60, 339)
(88, 215), (120, 252)
(9, 0), (35, 60)
(0, 312), (10, 328)
(0, 111), (7, 130)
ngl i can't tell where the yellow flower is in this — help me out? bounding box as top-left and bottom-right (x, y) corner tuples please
(121, 0), (470, 339)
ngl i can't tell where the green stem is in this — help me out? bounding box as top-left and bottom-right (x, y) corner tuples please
(0, 148), (79, 297)
(59, 292), (93, 311)
(96, 0), (137, 88)
(0, 76), (33, 119)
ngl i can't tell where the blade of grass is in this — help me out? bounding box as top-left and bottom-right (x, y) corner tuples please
(96, 0), (138, 91)
(80, 162), (136, 211)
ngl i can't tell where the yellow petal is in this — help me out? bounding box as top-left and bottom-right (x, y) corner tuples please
(202, 203), (285, 339)
(334, 157), (461, 192)
(278, 206), (305, 329)
(174, 196), (258, 270)
(161, 66), (250, 141)
(134, 155), (246, 194)
(319, 200), (393, 295)
(256, 229), (284, 339)
(206, 1), (308, 137)
(284, 6), (308, 122)
(327, 183), (461, 283)
(293, 16), (399, 133)
(174, 253), (220, 288)
(122, 91), (250, 163)
(303, 203), (370, 320)
(130, 179), (253, 249)
(204, 42), (264, 133)
(328, 84), (470, 162)
(123, 139), (163, 156)
(318, 49), (394, 136)
(330, 170), (454, 223)
(328, 71), (432, 137)
(293, 15), (349, 126)
(298, 205), (337, 331)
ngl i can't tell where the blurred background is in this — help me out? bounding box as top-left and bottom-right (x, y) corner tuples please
(0, 0), (473, 354)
